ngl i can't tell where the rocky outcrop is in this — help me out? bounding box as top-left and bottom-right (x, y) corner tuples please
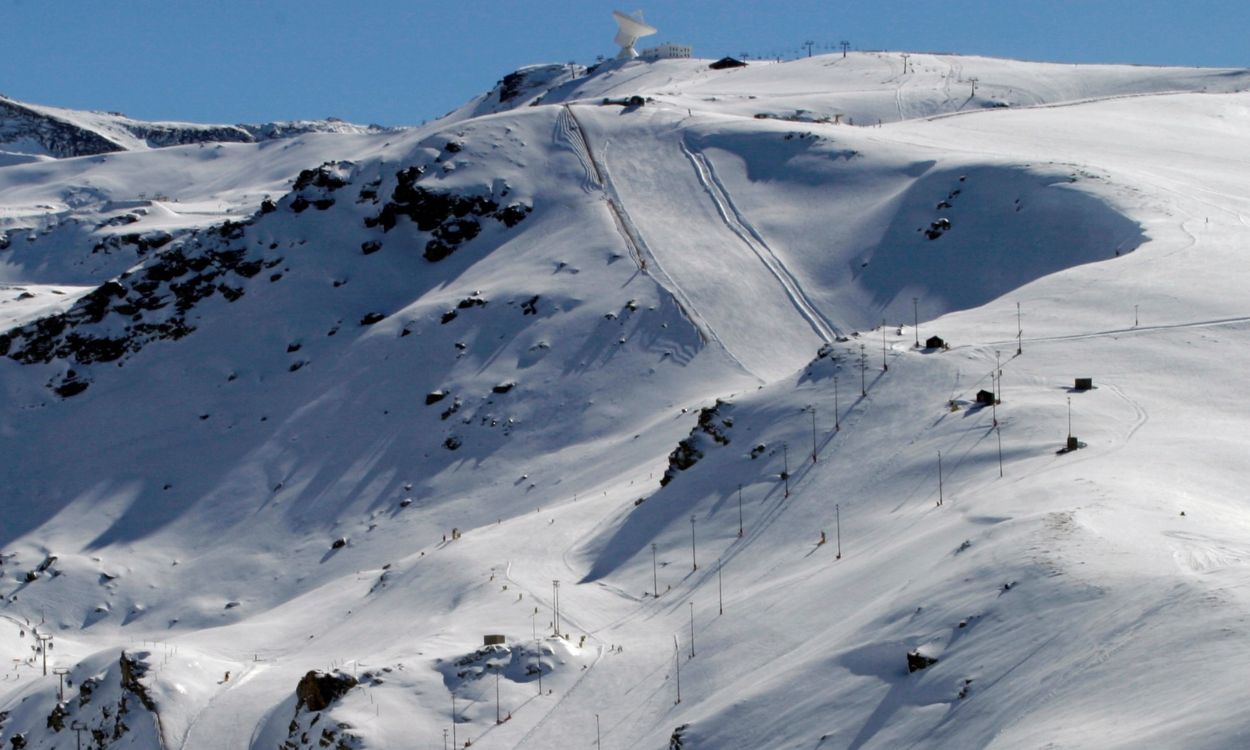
(364, 165), (532, 262)
(0, 220), (267, 395)
(0, 97), (125, 157)
(660, 401), (734, 486)
(295, 671), (357, 713)
(281, 671), (363, 750)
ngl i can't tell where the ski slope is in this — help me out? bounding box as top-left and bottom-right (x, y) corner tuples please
(2, 51), (1250, 749)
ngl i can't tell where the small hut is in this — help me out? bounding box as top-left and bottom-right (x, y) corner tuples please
(483, 634), (506, 646)
(925, 335), (946, 350)
(975, 389), (995, 406)
(709, 57), (747, 70)
(1074, 377), (1094, 391)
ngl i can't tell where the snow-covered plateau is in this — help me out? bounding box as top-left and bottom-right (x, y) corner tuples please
(2, 51), (1250, 749)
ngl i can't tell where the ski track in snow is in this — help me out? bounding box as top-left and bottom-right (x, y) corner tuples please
(553, 106), (600, 194)
(988, 314), (1250, 349)
(176, 661), (258, 750)
(680, 140), (839, 343)
(564, 105), (751, 375)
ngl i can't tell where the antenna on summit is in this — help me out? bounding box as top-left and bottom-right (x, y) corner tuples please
(612, 9), (658, 59)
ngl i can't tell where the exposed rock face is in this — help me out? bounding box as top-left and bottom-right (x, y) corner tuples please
(295, 670), (358, 713)
(0, 219), (265, 394)
(0, 94), (389, 158)
(281, 671), (363, 750)
(660, 401), (734, 486)
(0, 97), (127, 157)
(119, 653), (157, 713)
(0, 96), (252, 157)
(907, 649), (939, 673)
(364, 165), (532, 262)
(238, 120), (390, 141)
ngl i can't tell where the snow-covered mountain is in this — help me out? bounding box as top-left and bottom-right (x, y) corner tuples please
(0, 94), (390, 163)
(3, 52), (1250, 749)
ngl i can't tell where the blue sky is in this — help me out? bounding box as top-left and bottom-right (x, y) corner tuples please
(1, 1), (1246, 126)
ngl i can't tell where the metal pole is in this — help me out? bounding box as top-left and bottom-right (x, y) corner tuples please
(690, 515), (697, 571)
(835, 504), (842, 559)
(718, 559), (723, 615)
(996, 424), (1004, 478)
(737, 485), (744, 538)
(996, 350), (1001, 398)
(937, 451), (944, 506)
(596, 713), (601, 748)
(841, 40), (850, 57)
(1068, 397), (1072, 439)
(495, 667), (501, 724)
(1016, 302), (1023, 355)
(882, 319), (888, 371)
(675, 636), (683, 700)
(1134, 304), (1139, 327)
(36, 633), (51, 675)
(74, 722), (86, 750)
(810, 406), (817, 463)
(689, 602), (695, 658)
(553, 580), (561, 637)
(451, 692), (457, 748)
(54, 666), (69, 701)
(443, 728), (448, 750)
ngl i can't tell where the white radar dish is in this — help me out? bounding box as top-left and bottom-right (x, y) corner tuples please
(612, 10), (658, 60)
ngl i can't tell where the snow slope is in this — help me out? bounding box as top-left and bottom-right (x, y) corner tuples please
(2, 52), (1250, 749)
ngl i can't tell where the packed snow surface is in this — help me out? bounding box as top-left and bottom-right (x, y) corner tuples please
(2, 51), (1250, 749)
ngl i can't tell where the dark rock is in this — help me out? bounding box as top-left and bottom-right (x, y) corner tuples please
(425, 390), (448, 405)
(331, 538), (347, 550)
(924, 217), (953, 241)
(53, 378), (90, 398)
(360, 312), (386, 325)
(496, 203), (532, 228)
(78, 677), (98, 708)
(120, 652), (157, 712)
(492, 382), (516, 394)
(422, 238), (455, 263)
(295, 670), (358, 713)
(907, 650), (938, 673)
(440, 399), (461, 421)
(443, 436), (462, 450)
(360, 240), (382, 255)
(661, 401), (734, 486)
(293, 163), (351, 192)
(521, 295), (539, 315)
(440, 310), (458, 324)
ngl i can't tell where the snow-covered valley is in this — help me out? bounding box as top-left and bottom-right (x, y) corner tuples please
(2, 52), (1250, 749)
